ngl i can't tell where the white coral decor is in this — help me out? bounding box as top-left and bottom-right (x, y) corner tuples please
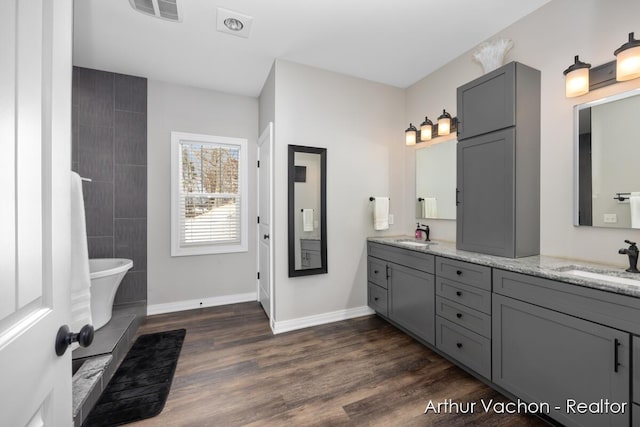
(473, 38), (514, 73)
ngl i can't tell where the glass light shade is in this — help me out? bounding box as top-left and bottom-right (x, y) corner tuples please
(437, 117), (451, 136)
(420, 117), (433, 141)
(616, 45), (640, 81)
(405, 123), (417, 146)
(563, 55), (591, 98)
(420, 124), (432, 141)
(565, 67), (590, 97)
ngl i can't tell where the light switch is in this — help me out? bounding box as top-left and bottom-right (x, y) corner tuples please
(604, 214), (617, 223)
(389, 214), (394, 225)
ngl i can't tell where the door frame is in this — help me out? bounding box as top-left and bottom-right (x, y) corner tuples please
(257, 122), (274, 330)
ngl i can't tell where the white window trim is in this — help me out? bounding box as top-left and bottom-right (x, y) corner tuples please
(171, 131), (248, 256)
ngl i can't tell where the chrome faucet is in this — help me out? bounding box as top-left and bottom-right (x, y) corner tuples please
(415, 223), (430, 241)
(618, 240), (640, 273)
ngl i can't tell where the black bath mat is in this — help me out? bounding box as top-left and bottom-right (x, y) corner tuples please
(83, 329), (186, 427)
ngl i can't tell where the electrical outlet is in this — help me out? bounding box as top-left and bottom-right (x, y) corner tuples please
(389, 214), (394, 225)
(604, 213), (617, 223)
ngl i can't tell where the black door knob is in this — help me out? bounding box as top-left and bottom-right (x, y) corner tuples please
(264, 234), (270, 240)
(456, 291), (462, 296)
(55, 324), (94, 356)
(456, 313), (462, 318)
(456, 342), (463, 348)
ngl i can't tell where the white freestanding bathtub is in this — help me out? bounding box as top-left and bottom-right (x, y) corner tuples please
(89, 258), (133, 330)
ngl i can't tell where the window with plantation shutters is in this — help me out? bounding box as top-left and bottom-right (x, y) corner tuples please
(171, 132), (248, 256)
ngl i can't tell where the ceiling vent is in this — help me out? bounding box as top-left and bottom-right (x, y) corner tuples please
(216, 8), (253, 39)
(129, 0), (182, 22)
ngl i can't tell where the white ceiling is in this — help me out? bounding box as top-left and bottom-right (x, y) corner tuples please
(73, 0), (550, 97)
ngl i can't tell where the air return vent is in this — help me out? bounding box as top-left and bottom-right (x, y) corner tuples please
(129, 0), (182, 22)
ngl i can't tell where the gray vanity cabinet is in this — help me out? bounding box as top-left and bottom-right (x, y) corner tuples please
(493, 293), (630, 427)
(367, 242), (435, 345)
(300, 239), (321, 269)
(456, 61), (540, 258)
(434, 256), (492, 379)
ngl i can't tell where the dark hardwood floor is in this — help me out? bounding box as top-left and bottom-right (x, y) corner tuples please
(130, 302), (548, 426)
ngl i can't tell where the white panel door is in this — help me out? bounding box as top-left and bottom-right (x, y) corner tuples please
(257, 123), (274, 326)
(0, 0), (73, 425)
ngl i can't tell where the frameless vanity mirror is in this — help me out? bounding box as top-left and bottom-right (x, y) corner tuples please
(288, 145), (327, 277)
(415, 139), (457, 220)
(575, 88), (640, 229)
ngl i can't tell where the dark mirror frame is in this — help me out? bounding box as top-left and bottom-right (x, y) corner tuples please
(288, 145), (327, 277)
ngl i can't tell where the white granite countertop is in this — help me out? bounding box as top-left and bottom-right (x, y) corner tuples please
(367, 236), (640, 298)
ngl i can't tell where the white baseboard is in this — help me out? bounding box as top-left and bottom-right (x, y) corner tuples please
(272, 305), (375, 334)
(147, 292), (257, 316)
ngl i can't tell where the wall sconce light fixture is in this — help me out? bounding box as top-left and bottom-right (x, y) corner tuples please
(564, 31), (640, 98)
(614, 32), (640, 81)
(563, 55), (591, 98)
(437, 109), (452, 136)
(405, 110), (457, 146)
(420, 116), (433, 141)
(405, 123), (418, 146)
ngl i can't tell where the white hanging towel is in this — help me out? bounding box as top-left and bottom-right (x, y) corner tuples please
(630, 192), (640, 228)
(373, 197), (390, 231)
(70, 172), (93, 332)
(423, 197), (438, 219)
(302, 208), (314, 231)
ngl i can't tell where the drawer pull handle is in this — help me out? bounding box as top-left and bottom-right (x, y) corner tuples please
(614, 339), (621, 372)
(456, 291), (462, 296)
(374, 297), (379, 301)
(456, 270), (462, 275)
(456, 313), (462, 318)
(456, 342), (463, 348)
(374, 270), (379, 274)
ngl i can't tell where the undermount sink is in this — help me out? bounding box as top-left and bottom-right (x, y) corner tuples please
(557, 267), (640, 288)
(393, 239), (437, 247)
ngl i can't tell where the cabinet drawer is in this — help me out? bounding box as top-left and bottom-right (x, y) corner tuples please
(436, 316), (491, 380)
(493, 269), (640, 335)
(436, 296), (491, 338)
(367, 257), (387, 289)
(300, 239), (321, 251)
(435, 276), (491, 314)
(634, 337), (640, 403)
(368, 242), (434, 274)
(435, 257), (491, 291)
(368, 283), (388, 316)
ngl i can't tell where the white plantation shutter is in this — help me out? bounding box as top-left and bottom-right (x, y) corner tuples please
(171, 132), (248, 256)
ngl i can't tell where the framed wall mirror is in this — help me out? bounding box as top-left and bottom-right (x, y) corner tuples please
(575, 88), (640, 229)
(288, 145), (327, 277)
(415, 139), (457, 220)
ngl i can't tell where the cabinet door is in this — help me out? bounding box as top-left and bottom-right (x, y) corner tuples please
(457, 128), (515, 257)
(493, 294), (630, 427)
(388, 263), (435, 345)
(457, 62), (515, 139)
(634, 336), (639, 403)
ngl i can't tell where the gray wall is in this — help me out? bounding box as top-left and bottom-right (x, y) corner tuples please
(404, 0), (640, 266)
(273, 59), (406, 322)
(147, 80), (259, 307)
(72, 66), (148, 306)
(259, 63), (276, 135)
